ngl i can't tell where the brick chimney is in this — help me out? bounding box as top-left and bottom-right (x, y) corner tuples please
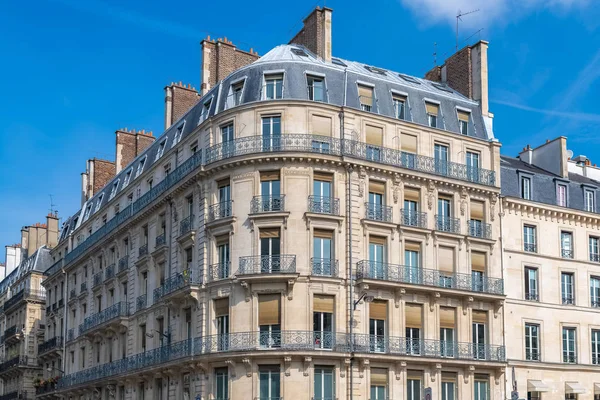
(164, 82), (200, 130)
(81, 158), (116, 204)
(424, 40), (491, 117)
(115, 128), (156, 173)
(200, 36), (260, 95)
(289, 7), (333, 62)
(46, 212), (59, 249)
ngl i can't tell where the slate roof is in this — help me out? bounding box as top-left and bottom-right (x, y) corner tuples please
(0, 246), (50, 295)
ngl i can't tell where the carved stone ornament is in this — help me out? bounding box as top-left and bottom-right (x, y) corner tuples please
(358, 167), (366, 198)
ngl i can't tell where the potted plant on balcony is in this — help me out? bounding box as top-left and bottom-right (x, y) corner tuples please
(33, 378), (42, 388)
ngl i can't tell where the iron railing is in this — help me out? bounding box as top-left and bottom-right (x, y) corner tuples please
(79, 302), (129, 335)
(524, 243), (537, 253)
(468, 220), (492, 239)
(138, 243), (148, 258)
(400, 209), (427, 228)
(58, 298), (64, 308)
(38, 336), (64, 354)
(251, 195), (286, 213)
(238, 255), (297, 275)
(67, 328), (75, 342)
(69, 289), (76, 300)
(4, 289), (45, 311)
(80, 281), (87, 293)
(136, 295), (147, 312)
(308, 196), (340, 215)
(591, 253), (600, 262)
(562, 296), (575, 305)
(92, 272), (102, 288)
(356, 260), (504, 295)
(5, 325), (18, 339)
(44, 259), (63, 277)
(155, 233), (166, 247)
(104, 264), (115, 281)
(153, 270), (202, 302)
(208, 262), (230, 282)
(525, 292), (539, 301)
(435, 215), (461, 234)
(208, 201), (233, 222)
(180, 215), (194, 235)
(561, 249), (573, 259)
(592, 299), (600, 308)
(526, 349), (541, 361)
(365, 203), (393, 223)
(118, 256), (129, 273)
(0, 356), (35, 373)
(311, 258), (339, 277)
(563, 354), (577, 364)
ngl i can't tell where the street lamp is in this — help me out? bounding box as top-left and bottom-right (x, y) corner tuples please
(145, 329), (171, 345)
(353, 292), (374, 311)
(47, 366), (64, 375)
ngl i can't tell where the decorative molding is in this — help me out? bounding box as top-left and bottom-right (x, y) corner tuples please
(429, 292), (441, 312)
(431, 364), (442, 382)
(463, 296), (473, 315)
(341, 358), (351, 378)
(303, 357), (312, 376)
(460, 187), (469, 216)
(395, 361), (407, 380)
(225, 359), (236, 377)
(240, 281), (251, 302)
(359, 359), (369, 378)
(494, 299), (504, 319)
(394, 288), (405, 308)
(427, 180), (436, 210)
(284, 356), (292, 376)
(242, 358), (252, 377)
(358, 167), (366, 198)
(489, 193), (498, 222)
(495, 368), (503, 385)
(232, 172), (255, 181)
(287, 279), (295, 300)
(283, 169), (312, 177)
(464, 365), (475, 384)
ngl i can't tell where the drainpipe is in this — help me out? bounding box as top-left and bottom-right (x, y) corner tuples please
(346, 164), (354, 400)
(61, 266), (68, 375)
(498, 196), (508, 396)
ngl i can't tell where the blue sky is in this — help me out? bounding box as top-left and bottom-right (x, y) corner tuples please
(0, 0), (599, 260)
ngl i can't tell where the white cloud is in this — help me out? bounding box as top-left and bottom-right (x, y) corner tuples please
(399, 0), (590, 28)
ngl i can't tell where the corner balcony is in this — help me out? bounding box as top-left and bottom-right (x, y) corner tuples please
(4, 289), (45, 313)
(435, 215), (461, 234)
(177, 214), (196, 248)
(365, 203), (393, 223)
(0, 355), (38, 376)
(38, 336), (63, 358)
(352, 334), (505, 363)
(153, 270), (202, 304)
(468, 220), (492, 240)
(79, 302), (129, 337)
(355, 260), (504, 298)
(207, 201), (235, 230)
(5, 325), (22, 344)
(208, 262), (231, 282)
(400, 209), (428, 229)
(310, 258), (339, 278)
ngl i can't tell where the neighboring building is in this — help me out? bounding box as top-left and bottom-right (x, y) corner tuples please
(0, 214), (59, 400)
(501, 138), (600, 399)
(41, 7), (508, 400)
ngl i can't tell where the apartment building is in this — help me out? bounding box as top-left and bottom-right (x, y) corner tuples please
(502, 138), (600, 400)
(34, 7), (507, 400)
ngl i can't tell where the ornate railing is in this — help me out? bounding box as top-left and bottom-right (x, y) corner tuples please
(58, 298), (64, 308)
(435, 215), (461, 234)
(5, 289), (45, 311)
(118, 256), (129, 273)
(153, 270), (202, 302)
(400, 209), (427, 228)
(155, 233), (166, 247)
(92, 272), (102, 288)
(356, 260), (504, 295)
(38, 336), (64, 354)
(524, 243), (537, 253)
(311, 258), (339, 277)
(562, 296), (575, 305)
(69, 288), (76, 300)
(138, 243), (148, 257)
(468, 220), (492, 239)
(208, 201), (233, 222)
(364, 203), (393, 223)
(136, 295), (147, 312)
(180, 215), (194, 235)
(5, 325), (18, 339)
(525, 292), (539, 301)
(250, 195), (286, 213)
(67, 328), (75, 342)
(105, 264), (115, 281)
(80, 281), (87, 293)
(352, 334), (505, 361)
(79, 302), (129, 335)
(0, 356), (34, 373)
(44, 259), (63, 277)
(307, 196), (340, 216)
(561, 249), (573, 259)
(208, 262), (230, 282)
(526, 349), (541, 361)
(238, 255), (297, 275)
(591, 253), (600, 262)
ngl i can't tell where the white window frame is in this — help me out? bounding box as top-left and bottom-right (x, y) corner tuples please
(226, 77), (246, 109)
(135, 156), (147, 178)
(263, 72), (284, 100)
(94, 194), (104, 213)
(122, 169), (132, 188)
(521, 176), (531, 200)
(557, 183), (568, 207)
(155, 139), (167, 161)
(585, 189), (596, 212)
(171, 121), (185, 148)
(109, 179), (120, 200)
(199, 98), (212, 122)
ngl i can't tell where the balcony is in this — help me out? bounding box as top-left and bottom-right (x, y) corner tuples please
(178, 215), (196, 248)
(561, 249), (573, 259)
(104, 264), (115, 281)
(153, 270), (202, 303)
(136, 294), (147, 312)
(526, 349), (541, 362)
(80, 281), (88, 294)
(44, 259), (63, 278)
(138, 243), (149, 258)
(5, 289), (45, 312)
(356, 260), (504, 296)
(92, 272), (102, 289)
(208, 201), (234, 223)
(69, 289), (76, 300)
(155, 233), (166, 247)
(435, 215), (461, 234)
(152, 234), (169, 263)
(118, 256), (129, 275)
(524, 243), (537, 253)
(67, 328), (75, 342)
(5, 325), (19, 341)
(238, 255), (297, 275)
(591, 253), (600, 262)
(208, 262), (230, 282)
(400, 209), (428, 229)
(38, 336), (64, 356)
(311, 258), (339, 278)
(250, 195), (286, 214)
(79, 302), (129, 335)
(468, 220), (492, 240)
(525, 292), (539, 301)
(562, 296), (575, 305)
(364, 202), (393, 223)
(0, 356), (36, 375)
(307, 196), (340, 216)
(352, 334), (505, 362)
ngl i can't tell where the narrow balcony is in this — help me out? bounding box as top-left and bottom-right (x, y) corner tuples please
(155, 233), (166, 247)
(435, 215), (461, 234)
(5, 289), (45, 312)
(352, 334), (505, 362)
(356, 261), (504, 296)
(307, 196), (340, 216)
(525, 292), (539, 301)
(561, 248), (573, 259)
(468, 220), (492, 240)
(79, 302), (129, 336)
(208, 200), (233, 222)
(152, 233), (168, 264)
(79, 281), (88, 295)
(177, 215), (196, 248)
(250, 195), (286, 214)
(524, 243), (537, 253)
(526, 349), (541, 362)
(153, 270), (202, 303)
(117, 256), (129, 275)
(310, 258), (339, 278)
(67, 328), (75, 342)
(136, 294), (147, 312)
(400, 209), (428, 229)
(92, 272), (102, 289)
(365, 203), (393, 223)
(0, 355), (37, 375)
(138, 243), (149, 258)
(208, 262), (231, 282)
(69, 289), (76, 301)
(38, 336), (64, 357)
(238, 255), (297, 275)
(104, 264), (115, 281)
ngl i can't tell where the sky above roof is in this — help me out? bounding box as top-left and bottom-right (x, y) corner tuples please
(0, 0), (598, 261)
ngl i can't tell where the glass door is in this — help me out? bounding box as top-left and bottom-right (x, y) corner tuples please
(260, 236), (281, 273)
(434, 144), (449, 176)
(440, 327), (455, 357)
(259, 366), (280, 400)
(473, 322), (486, 360)
(313, 236), (332, 276)
(370, 319), (385, 353)
(314, 367), (334, 400)
(313, 311), (333, 350)
(368, 191), (384, 220)
(262, 116), (281, 151)
(261, 178), (281, 212)
(403, 198), (418, 226)
(405, 249), (421, 284)
(313, 179), (332, 213)
(437, 197), (451, 231)
(215, 368), (228, 400)
(218, 242), (230, 279)
(405, 327), (421, 355)
(466, 151), (480, 183)
(369, 242), (385, 279)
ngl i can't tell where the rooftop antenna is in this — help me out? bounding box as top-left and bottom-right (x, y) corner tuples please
(433, 42), (437, 65)
(456, 9), (480, 51)
(49, 194), (57, 216)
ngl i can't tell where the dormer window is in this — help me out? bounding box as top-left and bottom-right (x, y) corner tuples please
(84, 204), (92, 221)
(425, 102), (439, 128)
(155, 140), (167, 161)
(109, 180), (120, 200)
(135, 156), (147, 178)
(200, 99), (212, 122)
(228, 81), (244, 108)
(264, 74), (283, 100)
(585, 189), (596, 212)
(307, 75), (324, 102)
(94, 194), (104, 212)
(172, 123), (184, 148)
(358, 85), (374, 112)
(392, 94), (406, 120)
(458, 110), (470, 135)
(123, 169), (132, 188)
(557, 183), (567, 207)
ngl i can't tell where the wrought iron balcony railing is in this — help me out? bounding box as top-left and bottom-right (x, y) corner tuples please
(136, 295), (147, 312)
(238, 255), (297, 275)
(92, 272), (102, 288)
(308, 196), (340, 216)
(38, 336), (64, 354)
(352, 334), (506, 361)
(208, 262), (230, 282)
(468, 220), (492, 239)
(561, 249), (573, 259)
(67, 328), (75, 342)
(525, 292), (539, 301)
(180, 214), (194, 235)
(138, 243), (148, 258)
(251, 195), (286, 213)
(118, 256), (129, 273)
(153, 270), (202, 302)
(524, 243), (537, 253)
(562, 296), (575, 305)
(356, 260), (504, 295)
(69, 289), (76, 300)
(526, 349), (541, 361)
(104, 264), (115, 281)
(52, 303), (57, 311)
(5, 325), (18, 339)
(563, 354), (577, 364)
(365, 203), (393, 223)
(311, 258), (339, 277)
(591, 253), (600, 262)
(80, 281), (87, 293)
(0, 356), (35, 373)
(155, 233), (166, 247)
(435, 215), (461, 234)
(58, 298), (64, 308)
(4, 289), (45, 311)
(208, 201), (233, 222)
(79, 302), (129, 335)
(400, 209), (428, 228)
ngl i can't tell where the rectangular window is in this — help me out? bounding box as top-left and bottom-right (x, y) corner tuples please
(524, 267), (539, 301)
(562, 272), (575, 305)
(405, 243), (421, 284)
(474, 376), (489, 400)
(591, 277), (600, 307)
(592, 330), (600, 365)
(521, 176), (531, 200)
(259, 365), (280, 399)
(405, 303), (422, 355)
(434, 143), (449, 176)
(311, 116), (332, 153)
(358, 85), (374, 112)
(365, 125), (383, 162)
(368, 236), (386, 279)
(262, 115), (282, 151)
(215, 298), (229, 350)
(214, 367), (229, 400)
(370, 368), (387, 400)
(369, 300), (387, 353)
(135, 156), (147, 178)
(472, 311), (487, 359)
(200, 99), (211, 121)
(307, 75), (325, 102)
(229, 81), (244, 108)
(367, 180), (385, 220)
(441, 372), (457, 400)
(557, 183), (567, 207)
(590, 237), (600, 262)
(123, 169), (132, 188)
(466, 151), (480, 183)
(562, 327), (577, 363)
(426, 102), (439, 128)
(401, 133), (417, 168)
(561, 231), (573, 258)
(440, 307), (455, 357)
(259, 294), (281, 348)
(407, 371), (422, 400)
(586, 189), (596, 212)
(155, 140), (166, 161)
(523, 225), (537, 252)
(458, 110), (470, 135)
(313, 295), (334, 349)
(314, 366), (334, 400)
(109, 180), (120, 200)
(313, 230), (333, 276)
(264, 74), (283, 100)
(216, 236), (230, 279)
(392, 94), (406, 120)
(525, 323), (540, 361)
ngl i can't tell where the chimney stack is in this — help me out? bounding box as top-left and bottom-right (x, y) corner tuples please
(164, 82), (200, 130)
(289, 7), (333, 62)
(81, 158), (116, 204)
(46, 212), (59, 249)
(4, 244), (22, 277)
(115, 128), (155, 174)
